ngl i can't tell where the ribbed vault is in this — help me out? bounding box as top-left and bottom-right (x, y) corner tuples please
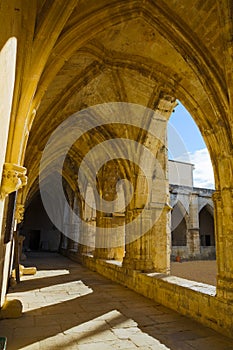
(8, 0), (229, 202)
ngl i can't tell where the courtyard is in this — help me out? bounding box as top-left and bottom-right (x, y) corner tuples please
(171, 260), (216, 286)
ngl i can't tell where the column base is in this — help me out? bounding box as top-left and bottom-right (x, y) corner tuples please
(12, 265), (37, 278)
(0, 299), (22, 319)
(94, 248), (115, 260)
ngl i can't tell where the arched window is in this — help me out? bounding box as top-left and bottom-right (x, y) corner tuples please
(199, 205), (215, 247)
(171, 203), (187, 246)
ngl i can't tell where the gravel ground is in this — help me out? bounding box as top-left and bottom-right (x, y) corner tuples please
(171, 260), (217, 286)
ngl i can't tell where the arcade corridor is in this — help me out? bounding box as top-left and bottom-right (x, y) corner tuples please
(1, 252), (232, 350)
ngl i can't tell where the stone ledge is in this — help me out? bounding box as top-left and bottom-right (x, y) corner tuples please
(105, 259), (122, 267)
(147, 273), (216, 296)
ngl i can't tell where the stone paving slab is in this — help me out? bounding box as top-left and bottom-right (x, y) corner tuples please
(0, 252), (232, 350)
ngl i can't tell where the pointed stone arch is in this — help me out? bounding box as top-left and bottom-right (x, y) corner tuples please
(171, 200), (188, 247)
(199, 205), (215, 248)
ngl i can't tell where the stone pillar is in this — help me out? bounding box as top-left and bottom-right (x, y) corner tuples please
(123, 93), (176, 273)
(61, 200), (70, 250)
(213, 189), (233, 301)
(94, 214), (125, 260)
(15, 194), (26, 263)
(76, 201), (87, 256)
(111, 215), (125, 261)
(78, 218), (96, 255)
(122, 173), (156, 271)
(187, 193), (200, 258)
(15, 203), (26, 262)
(94, 161), (125, 260)
(68, 223), (78, 251)
(153, 203), (172, 273)
(78, 186), (96, 256)
(0, 163), (27, 310)
(94, 213), (113, 259)
(123, 208), (150, 271)
(123, 204), (171, 273)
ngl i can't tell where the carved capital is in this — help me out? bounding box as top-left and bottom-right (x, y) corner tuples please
(154, 92), (178, 119)
(0, 163), (27, 200)
(15, 204), (25, 223)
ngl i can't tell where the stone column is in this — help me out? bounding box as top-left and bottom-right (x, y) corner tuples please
(15, 202), (26, 262)
(94, 212), (114, 259)
(61, 200), (70, 250)
(214, 189), (233, 301)
(122, 172), (155, 271)
(0, 163), (27, 313)
(94, 214), (125, 260)
(123, 204), (171, 272)
(94, 212), (125, 261)
(78, 218), (96, 255)
(78, 186), (97, 256)
(187, 193), (200, 258)
(77, 200), (88, 256)
(152, 203), (172, 273)
(123, 93), (176, 273)
(111, 215), (125, 261)
(94, 161), (125, 260)
(88, 219), (97, 254)
(123, 208), (149, 271)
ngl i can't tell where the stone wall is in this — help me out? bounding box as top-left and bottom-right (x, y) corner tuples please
(170, 184), (215, 260)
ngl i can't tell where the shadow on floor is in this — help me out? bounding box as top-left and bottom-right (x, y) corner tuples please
(1, 252), (232, 350)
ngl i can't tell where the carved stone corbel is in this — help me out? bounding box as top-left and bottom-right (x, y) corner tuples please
(15, 204), (25, 223)
(0, 163), (27, 200)
(155, 92), (178, 116)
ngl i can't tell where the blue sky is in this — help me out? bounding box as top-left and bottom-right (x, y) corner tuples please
(167, 101), (215, 189)
(168, 102), (205, 153)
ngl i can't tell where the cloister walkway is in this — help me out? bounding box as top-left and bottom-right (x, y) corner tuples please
(1, 252), (232, 350)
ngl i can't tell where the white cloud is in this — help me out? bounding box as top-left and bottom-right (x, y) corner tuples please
(174, 148), (215, 189)
(189, 148), (215, 189)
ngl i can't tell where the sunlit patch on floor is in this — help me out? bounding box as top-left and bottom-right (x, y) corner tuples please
(1, 253), (232, 350)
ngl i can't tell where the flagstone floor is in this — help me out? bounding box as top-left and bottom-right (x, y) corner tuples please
(0, 252), (232, 350)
